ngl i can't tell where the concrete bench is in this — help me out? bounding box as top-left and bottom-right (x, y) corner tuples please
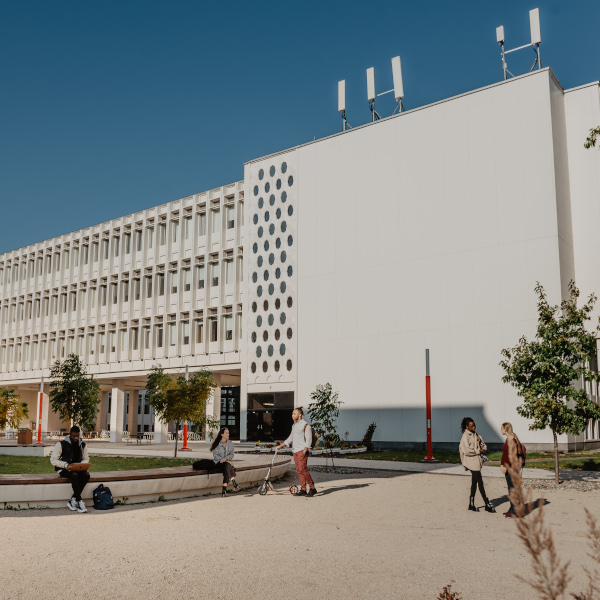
(0, 456), (291, 510)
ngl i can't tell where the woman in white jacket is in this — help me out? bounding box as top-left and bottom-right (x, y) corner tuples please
(459, 417), (495, 513)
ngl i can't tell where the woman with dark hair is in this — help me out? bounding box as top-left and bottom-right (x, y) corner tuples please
(459, 417), (495, 513)
(210, 427), (240, 497)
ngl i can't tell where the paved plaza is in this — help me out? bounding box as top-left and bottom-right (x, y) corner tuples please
(1, 467), (599, 600)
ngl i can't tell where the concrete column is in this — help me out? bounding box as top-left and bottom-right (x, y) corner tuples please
(36, 384), (50, 442)
(206, 373), (222, 439)
(99, 392), (108, 431)
(153, 414), (169, 444)
(109, 382), (125, 443)
(127, 390), (138, 434)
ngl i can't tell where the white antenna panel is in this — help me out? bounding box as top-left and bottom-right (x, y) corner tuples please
(338, 80), (346, 112)
(391, 56), (404, 100)
(496, 25), (505, 44)
(366, 67), (376, 101)
(529, 8), (541, 45)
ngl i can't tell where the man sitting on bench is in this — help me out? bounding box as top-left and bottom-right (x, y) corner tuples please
(50, 426), (91, 513)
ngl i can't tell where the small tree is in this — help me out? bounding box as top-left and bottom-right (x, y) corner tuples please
(146, 365), (218, 457)
(500, 281), (600, 483)
(584, 126), (600, 149)
(307, 383), (342, 448)
(0, 387), (29, 430)
(50, 354), (101, 430)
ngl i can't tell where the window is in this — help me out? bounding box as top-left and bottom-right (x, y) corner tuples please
(35, 299), (40, 318)
(156, 324), (164, 348)
(63, 251), (69, 269)
(113, 237), (120, 257)
(172, 221), (179, 244)
(77, 335), (83, 356)
(210, 318), (218, 342)
(90, 288), (96, 309)
(93, 242), (99, 262)
(136, 230), (142, 251)
(196, 265), (205, 289)
(196, 319), (204, 344)
(212, 209), (220, 234)
(145, 276), (153, 299)
(143, 326), (151, 349)
(82, 245), (89, 264)
(211, 263), (219, 287)
(99, 332), (105, 354)
(170, 271), (177, 294)
(183, 268), (191, 292)
(43, 297), (49, 317)
(70, 291), (77, 311)
(124, 233), (131, 254)
(120, 329), (127, 352)
(103, 239), (109, 260)
(109, 331), (116, 353)
(88, 333), (95, 356)
(133, 278), (140, 301)
(159, 223), (166, 246)
(225, 315), (233, 341)
(101, 285), (107, 307)
(60, 294), (67, 313)
(157, 273), (165, 296)
(182, 320), (190, 345)
(225, 260), (233, 285)
(122, 280), (129, 302)
(168, 322), (176, 346)
(147, 227), (154, 249)
(227, 206), (235, 229)
(198, 213), (206, 237)
(73, 249), (79, 267)
(132, 327), (139, 351)
(111, 282), (118, 304)
(54, 253), (60, 272)
(184, 216), (192, 240)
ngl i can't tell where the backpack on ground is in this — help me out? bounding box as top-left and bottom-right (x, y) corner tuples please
(93, 484), (115, 510)
(304, 424), (319, 449)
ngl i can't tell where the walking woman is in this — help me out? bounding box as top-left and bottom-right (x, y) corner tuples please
(210, 426), (240, 497)
(500, 422), (523, 518)
(459, 417), (496, 513)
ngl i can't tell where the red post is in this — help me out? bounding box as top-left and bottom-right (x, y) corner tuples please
(181, 423), (190, 451)
(36, 391), (44, 445)
(421, 349), (437, 463)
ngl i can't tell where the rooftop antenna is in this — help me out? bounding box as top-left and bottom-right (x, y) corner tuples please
(338, 80), (352, 131)
(497, 8), (542, 80)
(366, 57), (405, 122)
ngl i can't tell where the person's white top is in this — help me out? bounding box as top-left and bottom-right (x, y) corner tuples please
(283, 419), (312, 453)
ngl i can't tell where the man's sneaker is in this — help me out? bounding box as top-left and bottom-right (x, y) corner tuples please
(294, 489), (307, 496)
(67, 497), (77, 511)
(307, 488), (317, 497)
(76, 500), (87, 513)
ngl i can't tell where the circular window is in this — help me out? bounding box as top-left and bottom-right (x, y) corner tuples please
(263, 300), (269, 311)
(269, 253), (275, 265)
(269, 224), (275, 235)
(251, 362), (257, 373)
(253, 243), (258, 254)
(256, 346), (262, 357)
(288, 205), (293, 216)
(268, 314), (274, 326)
(282, 162), (288, 173)
(275, 298), (281, 309)
(280, 282), (287, 293)
(275, 329), (281, 340)
(276, 179), (281, 190)
(275, 268), (281, 279)
(287, 359), (293, 371)
(270, 165), (276, 177)
(288, 176), (294, 186)
(268, 283), (274, 295)
(257, 285), (263, 297)
(287, 266), (293, 277)
(265, 182), (270, 193)
(280, 312), (286, 324)
(281, 191), (287, 203)
(264, 240), (269, 251)
(274, 360), (280, 372)
(258, 226), (263, 238)
(252, 301), (257, 312)
(281, 221), (287, 233)
(251, 331), (257, 342)
(263, 330), (268, 342)
(263, 270), (269, 281)
(258, 198), (264, 209)
(280, 343), (286, 355)
(257, 316), (263, 327)
(264, 211), (270, 222)
(253, 214), (259, 225)
(257, 256), (263, 267)
(276, 208), (281, 219)
(287, 327), (293, 339)
(288, 235), (293, 246)
(269, 194), (275, 206)
(263, 361), (268, 373)
(281, 251), (287, 263)
(252, 272), (258, 283)
(253, 186), (259, 196)
(287, 296), (293, 308)
(268, 345), (274, 357)
(258, 169), (264, 180)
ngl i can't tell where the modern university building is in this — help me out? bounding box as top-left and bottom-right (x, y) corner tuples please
(2, 67), (600, 451)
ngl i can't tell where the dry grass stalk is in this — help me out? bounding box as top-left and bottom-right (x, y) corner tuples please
(438, 584), (462, 599)
(571, 508), (600, 600)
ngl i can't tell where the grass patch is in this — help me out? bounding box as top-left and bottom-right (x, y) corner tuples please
(0, 455), (196, 475)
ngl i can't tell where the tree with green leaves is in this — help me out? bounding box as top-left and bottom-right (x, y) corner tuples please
(0, 387), (29, 430)
(500, 281), (600, 483)
(584, 126), (600, 149)
(307, 383), (343, 448)
(145, 365), (219, 457)
(50, 354), (101, 430)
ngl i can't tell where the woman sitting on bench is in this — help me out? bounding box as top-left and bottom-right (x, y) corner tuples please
(210, 426), (240, 497)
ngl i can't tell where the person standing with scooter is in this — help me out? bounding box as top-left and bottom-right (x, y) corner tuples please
(276, 407), (317, 497)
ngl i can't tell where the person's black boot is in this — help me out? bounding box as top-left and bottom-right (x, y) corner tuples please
(484, 500), (496, 513)
(468, 496), (479, 512)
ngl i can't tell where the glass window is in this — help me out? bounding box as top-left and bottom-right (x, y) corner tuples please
(103, 239), (109, 260)
(182, 320), (190, 345)
(120, 329), (127, 351)
(227, 206), (235, 229)
(172, 221), (179, 243)
(198, 213), (206, 237)
(99, 332), (106, 354)
(147, 227), (154, 249)
(132, 327), (139, 351)
(146, 276), (152, 298)
(225, 260), (233, 285)
(125, 233), (131, 254)
(184, 216), (192, 240)
(109, 331), (116, 353)
(170, 271), (178, 294)
(212, 209), (220, 234)
(111, 283), (118, 304)
(210, 318), (218, 342)
(133, 278), (140, 300)
(136, 230), (142, 251)
(196, 320), (204, 344)
(143, 327), (151, 349)
(211, 263), (219, 287)
(159, 223), (166, 246)
(225, 315), (233, 341)
(156, 324), (164, 348)
(183, 268), (191, 292)
(157, 273), (165, 296)
(197, 265), (205, 289)
(122, 280), (129, 302)
(168, 322), (176, 346)
(114, 237), (120, 257)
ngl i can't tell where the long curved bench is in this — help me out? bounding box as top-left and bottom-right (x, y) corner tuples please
(0, 456), (291, 510)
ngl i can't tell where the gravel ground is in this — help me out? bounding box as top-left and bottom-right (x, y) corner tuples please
(524, 479), (600, 492)
(1, 470), (599, 600)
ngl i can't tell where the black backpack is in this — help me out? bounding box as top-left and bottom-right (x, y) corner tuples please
(93, 484), (115, 510)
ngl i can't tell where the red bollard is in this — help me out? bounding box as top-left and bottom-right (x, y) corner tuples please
(181, 423), (191, 451)
(421, 349), (438, 463)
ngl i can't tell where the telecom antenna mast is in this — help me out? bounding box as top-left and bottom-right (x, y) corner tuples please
(497, 8), (542, 80)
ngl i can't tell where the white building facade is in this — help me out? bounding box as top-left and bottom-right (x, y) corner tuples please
(3, 68), (600, 450)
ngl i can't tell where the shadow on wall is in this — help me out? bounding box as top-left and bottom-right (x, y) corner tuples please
(334, 406), (505, 450)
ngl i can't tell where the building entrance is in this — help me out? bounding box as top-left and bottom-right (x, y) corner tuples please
(247, 392), (294, 442)
(220, 386), (240, 439)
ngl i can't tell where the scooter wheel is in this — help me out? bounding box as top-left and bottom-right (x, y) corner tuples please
(289, 485), (298, 495)
(258, 482), (269, 496)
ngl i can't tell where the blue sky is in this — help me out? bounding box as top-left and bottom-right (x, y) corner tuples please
(1, 0), (599, 253)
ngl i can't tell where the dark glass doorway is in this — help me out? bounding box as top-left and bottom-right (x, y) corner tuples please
(220, 386), (240, 440)
(247, 392), (294, 442)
